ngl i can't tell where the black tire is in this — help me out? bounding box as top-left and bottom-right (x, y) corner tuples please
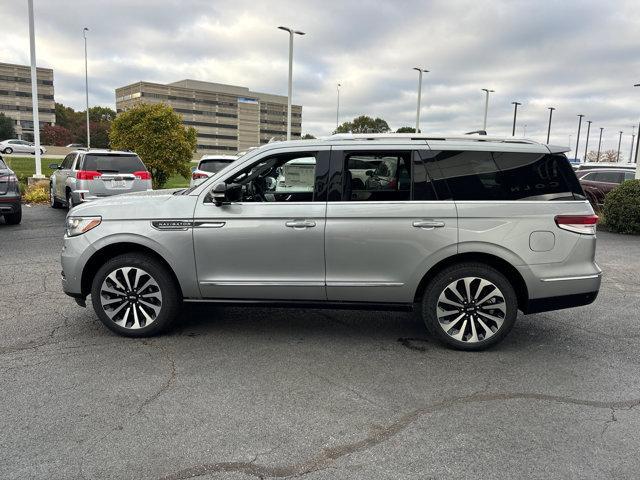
(90, 253), (181, 337)
(3, 147), (13, 154)
(66, 189), (74, 209)
(3, 208), (22, 225)
(50, 184), (63, 208)
(421, 262), (517, 351)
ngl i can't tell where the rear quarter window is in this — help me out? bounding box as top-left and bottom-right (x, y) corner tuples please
(81, 154), (146, 173)
(433, 150), (585, 201)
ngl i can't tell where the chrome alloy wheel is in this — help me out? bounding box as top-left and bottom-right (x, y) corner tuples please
(436, 277), (506, 343)
(99, 267), (162, 329)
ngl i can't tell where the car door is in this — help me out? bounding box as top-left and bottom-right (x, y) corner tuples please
(56, 153), (76, 199)
(192, 146), (330, 301)
(324, 145), (458, 304)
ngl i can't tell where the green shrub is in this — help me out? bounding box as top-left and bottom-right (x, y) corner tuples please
(603, 179), (640, 234)
(23, 184), (50, 204)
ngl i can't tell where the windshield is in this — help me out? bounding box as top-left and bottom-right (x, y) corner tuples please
(81, 154), (146, 173)
(199, 160), (234, 173)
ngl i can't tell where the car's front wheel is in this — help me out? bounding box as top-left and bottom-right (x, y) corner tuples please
(91, 254), (181, 337)
(421, 263), (517, 351)
(50, 184), (63, 208)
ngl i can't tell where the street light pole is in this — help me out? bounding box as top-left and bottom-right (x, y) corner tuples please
(27, 0), (43, 178)
(336, 83), (341, 130)
(278, 26), (305, 141)
(634, 84), (640, 167)
(575, 114), (584, 162)
(583, 120), (592, 161)
(630, 126), (636, 163)
(546, 107), (555, 144)
(511, 101), (521, 136)
(617, 130), (623, 162)
(481, 88), (494, 131)
(413, 67), (428, 133)
(596, 127), (604, 162)
(83, 27), (90, 149)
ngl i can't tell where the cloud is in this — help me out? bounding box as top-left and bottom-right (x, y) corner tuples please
(1, 0), (639, 156)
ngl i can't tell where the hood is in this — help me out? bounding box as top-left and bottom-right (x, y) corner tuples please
(69, 188), (197, 220)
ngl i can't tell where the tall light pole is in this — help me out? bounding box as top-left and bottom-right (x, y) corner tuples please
(413, 67), (428, 133)
(336, 83), (341, 130)
(630, 126), (636, 163)
(596, 127), (604, 162)
(83, 27), (90, 149)
(27, 0), (43, 178)
(583, 120), (592, 161)
(575, 114), (584, 162)
(481, 88), (494, 131)
(278, 26), (305, 141)
(546, 107), (555, 144)
(617, 130), (623, 162)
(634, 84), (640, 167)
(511, 101), (521, 136)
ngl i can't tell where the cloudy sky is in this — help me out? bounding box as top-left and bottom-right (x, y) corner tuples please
(1, 0), (639, 157)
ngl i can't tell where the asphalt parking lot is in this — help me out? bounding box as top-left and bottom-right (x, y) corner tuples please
(1, 206), (640, 479)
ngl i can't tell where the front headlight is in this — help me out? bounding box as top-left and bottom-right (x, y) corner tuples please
(66, 216), (102, 237)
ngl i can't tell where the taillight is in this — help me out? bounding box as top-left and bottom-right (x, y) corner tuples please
(555, 214), (598, 235)
(134, 170), (151, 180)
(76, 170), (101, 180)
(192, 172), (209, 180)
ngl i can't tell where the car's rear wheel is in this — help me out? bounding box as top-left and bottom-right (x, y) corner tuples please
(3, 147), (13, 154)
(421, 263), (517, 351)
(91, 254), (181, 337)
(3, 208), (22, 225)
(50, 184), (63, 208)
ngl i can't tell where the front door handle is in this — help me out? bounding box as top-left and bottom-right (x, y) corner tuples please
(413, 220), (445, 229)
(285, 219), (316, 229)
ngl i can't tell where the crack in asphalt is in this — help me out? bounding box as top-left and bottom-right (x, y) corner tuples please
(158, 391), (640, 480)
(136, 340), (178, 414)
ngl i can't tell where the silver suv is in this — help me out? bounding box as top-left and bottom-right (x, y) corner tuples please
(50, 149), (152, 209)
(60, 134), (601, 350)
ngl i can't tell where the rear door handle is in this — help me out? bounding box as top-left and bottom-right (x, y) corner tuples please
(285, 219), (316, 229)
(413, 220), (445, 229)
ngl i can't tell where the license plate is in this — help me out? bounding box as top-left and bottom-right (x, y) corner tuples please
(111, 179), (125, 188)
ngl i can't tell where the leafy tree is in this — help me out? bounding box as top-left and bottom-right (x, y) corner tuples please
(110, 103), (197, 189)
(55, 103), (82, 131)
(0, 113), (16, 140)
(41, 124), (73, 146)
(396, 126), (416, 133)
(301, 133), (316, 139)
(89, 106), (116, 123)
(334, 115), (390, 134)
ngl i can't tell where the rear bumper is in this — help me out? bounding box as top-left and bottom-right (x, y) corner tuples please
(0, 196), (21, 214)
(522, 290), (599, 314)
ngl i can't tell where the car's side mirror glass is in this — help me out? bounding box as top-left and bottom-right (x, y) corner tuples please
(49, 163), (60, 169)
(211, 182), (242, 206)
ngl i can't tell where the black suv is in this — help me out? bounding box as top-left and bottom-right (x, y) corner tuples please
(0, 155), (22, 225)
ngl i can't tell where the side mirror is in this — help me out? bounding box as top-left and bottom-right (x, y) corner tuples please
(49, 163), (60, 170)
(191, 166), (196, 173)
(211, 182), (242, 206)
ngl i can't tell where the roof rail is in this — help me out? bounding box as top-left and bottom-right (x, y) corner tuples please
(325, 133), (541, 145)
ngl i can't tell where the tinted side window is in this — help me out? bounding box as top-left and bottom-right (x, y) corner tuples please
(343, 151), (411, 201)
(61, 154), (75, 169)
(434, 151), (584, 201)
(412, 151), (437, 200)
(593, 171), (624, 183)
(624, 171), (635, 181)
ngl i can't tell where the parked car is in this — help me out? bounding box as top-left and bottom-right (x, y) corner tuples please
(578, 168), (635, 206)
(49, 149), (152, 209)
(0, 139), (46, 155)
(61, 134), (600, 351)
(190, 155), (237, 187)
(66, 143), (85, 148)
(0, 155), (22, 224)
(575, 162), (636, 172)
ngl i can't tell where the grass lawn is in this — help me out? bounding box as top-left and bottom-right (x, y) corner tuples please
(3, 156), (190, 189)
